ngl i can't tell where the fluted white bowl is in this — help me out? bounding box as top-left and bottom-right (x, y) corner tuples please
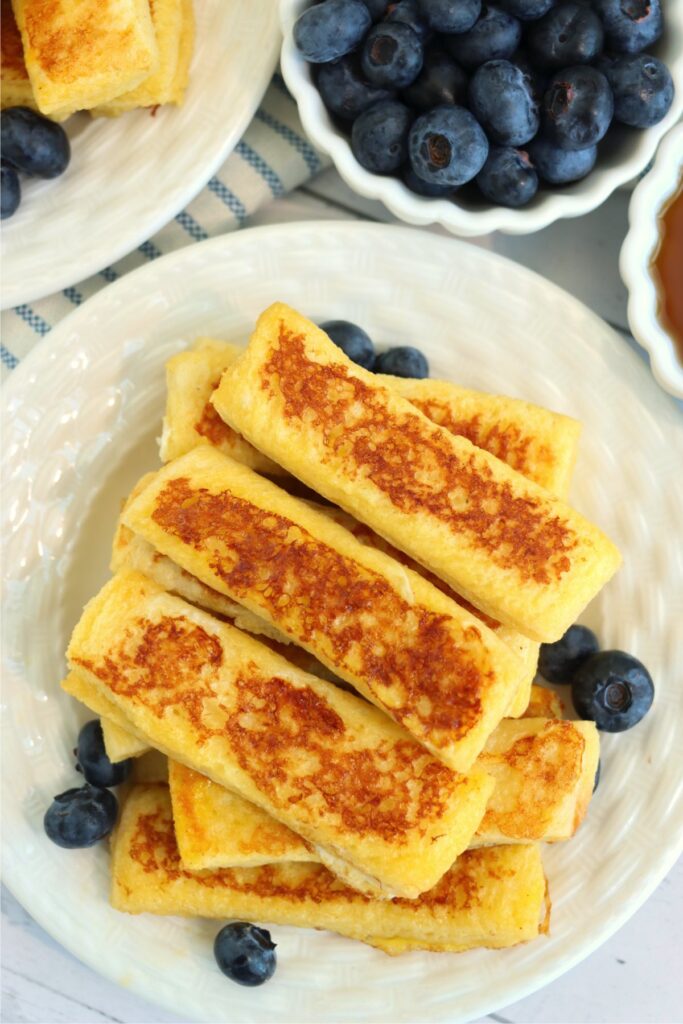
(280, 0), (683, 237)
(620, 122), (683, 399)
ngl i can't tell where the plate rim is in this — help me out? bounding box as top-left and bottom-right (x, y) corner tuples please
(2, 219), (683, 1024)
(0, 3), (281, 312)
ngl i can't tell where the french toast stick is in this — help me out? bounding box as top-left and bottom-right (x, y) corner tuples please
(123, 448), (525, 772)
(67, 572), (493, 898)
(159, 339), (283, 475)
(92, 0), (193, 115)
(212, 304), (621, 641)
(11, 0), (158, 118)
(168, 716), (597, 870)
(1, 0), (36, 109)
(112, 785), (548, 953)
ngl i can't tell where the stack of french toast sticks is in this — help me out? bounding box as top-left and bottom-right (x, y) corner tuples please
(0, 0), (194, 119)
(63, 303), (621, 955)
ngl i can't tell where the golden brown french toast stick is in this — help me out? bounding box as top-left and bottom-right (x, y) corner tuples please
(112, 785), (548, 953)
(68, 572), (493, 898)
(212, 304), (621, 642)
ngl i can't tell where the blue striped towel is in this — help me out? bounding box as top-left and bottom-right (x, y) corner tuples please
(1, 74), (328, 380)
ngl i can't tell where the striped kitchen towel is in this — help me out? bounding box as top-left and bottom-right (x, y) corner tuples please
(1, 74), (329, 379)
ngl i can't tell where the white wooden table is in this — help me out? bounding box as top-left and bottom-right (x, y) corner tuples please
(3, 169), (682, 1024)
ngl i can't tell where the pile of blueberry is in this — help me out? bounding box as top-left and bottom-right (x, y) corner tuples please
(321, 318), (429, 375)
(294, 0), (675, 207)
(539, 624), (654, 740)
(1, 107), (70, 220)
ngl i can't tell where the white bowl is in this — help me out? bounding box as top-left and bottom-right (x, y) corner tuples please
(280, 0), (683, 237)
(620, 122), (683, 399)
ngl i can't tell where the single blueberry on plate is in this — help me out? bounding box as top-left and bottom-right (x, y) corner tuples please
(374, 346), (429, 377)
(538, 624), (600, 684)
(76, 719), (132, 787)
(317, 58), (394, 120)
(527, 2), (604, 69)
(444, 5), (522, 71)
(293, 0), (372, 63)
(476, 145), (538, 206)
(386, 0), (432, 41)
(402, 46), (468, 110)
(403, 164), (456, 195)
(606, 54), (674, 128)
(416, 0), (481, 33)
(361, 22), (424, 88)
(572, 650), (654, 732)
(527, 136), (597, 182)
(409, 104), (489, 186)
(214, 922), (277, 986)
(1, 162), (20, 219)
(496, 0), (554, 20)
(351, 99), (413, 172)
(542, 66), (614, 150)
(1, 107), (70, 178)
(320, 320), (376, 368)
(468, 60), (539, 145)
(44, 785), (118, 849)
(593, 0), (662, 55)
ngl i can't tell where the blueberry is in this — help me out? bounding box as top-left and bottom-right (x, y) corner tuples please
(362, 0), (389, 19)
(1, 107), (70, 179)
(361, 22), (424, 88)
(320, 320), (376, 368)
(527, 136), (597, 182)
(76, 719), (132, 788)
(605, 54), (674, 128)
(351, 99), (413, 172)
(542, 66), (613, 150)
(468, 60), (539, 145)
(416, 0), (481, 33)
(386, 0), (432, 41)
(214, 923), (277, 986)
(403, 164), (457, 195)
(374, 346), (429, 377)
(44, 785), (118, 849)
(409, 104), (488, 186)
(593, 0), (662, 55)
(538, 624), (600, 683)
(497, 0), (554, 20)
(572, 650), (654, 732)
(402, 45), (468, 110)
(476, 145), (538, 206)
(293, 0), (372, 63)
(444, 6), (522, 70)
(317, 57), (394, 120)
(1, 162), (21, 219)
(527, 2), (604, 69)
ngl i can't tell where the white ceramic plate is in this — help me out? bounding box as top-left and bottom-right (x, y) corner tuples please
(0, 0), (280, 311)
(2, 222), (682, 1024)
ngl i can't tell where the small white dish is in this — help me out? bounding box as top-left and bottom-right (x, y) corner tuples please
(280, 0), (683, 237)
(2, 221), (683, 1024)
(0, 0), (280, 310)
(620, 122), (683, 399)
